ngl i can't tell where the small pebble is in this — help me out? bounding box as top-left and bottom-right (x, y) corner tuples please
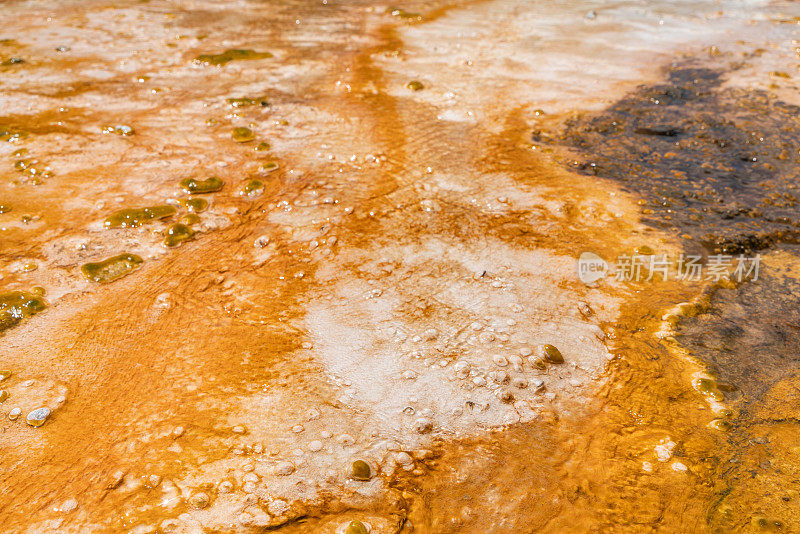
(268, 499), (290, 516)
(413, 417), (433, 434)
(274, 461), (295, 475)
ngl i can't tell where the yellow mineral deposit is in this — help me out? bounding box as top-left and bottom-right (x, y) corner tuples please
(1, 0), (799, 533)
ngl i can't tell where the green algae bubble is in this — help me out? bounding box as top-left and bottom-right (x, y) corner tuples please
(104, 205), (177, 228)
(345, 521), (369, 534)
(0, 370), (10, 381)
(350, 460), (371, 481)
(240, 179), (264, 198)
(259, 161), (279, 174)
(176, 198), (208, 213)
(540, 344), (564, 364)
(254, 141), (271, 152)
(232, 127), (255, 143)
(81, 253), (143, 283)
(226, 97), (268, 108)
(0, 390), (7, 403)
(193, 49), (273, 67)
(0, 291), (47, 333)
(0, 124), (28, 143)
(0, 204), (10, 213)
(179, 213), (201, 225)
(708, 418), (732, 431)
(406, 80), (424, 91)
(14, 158), (37, 171)
(634, 245), (654, 255)
(692, 377), (724, 401)
(180, 176), (223, 194)
(163, 223), (195, 248)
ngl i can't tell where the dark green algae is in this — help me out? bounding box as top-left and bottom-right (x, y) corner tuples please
(180, 177), (223, 194)
(193, 49), (272, 66)
(81, 253), (143, 283)
(104, 205), (176, 228)
(0, 291), (47, 333)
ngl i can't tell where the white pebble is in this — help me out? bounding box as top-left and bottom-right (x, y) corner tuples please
(268, 499), (290, 516)
(60, 498), (78, 512)
(274, 461), (295, 476)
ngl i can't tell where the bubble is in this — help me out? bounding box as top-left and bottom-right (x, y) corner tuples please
(0, 390), (7, 402)
(406, 80), (424, 91)
(254, 141), (271, 152)
(498, 390), (515, 403)
(232, 127), (255, 143)
(577, 302), (593, 317)
(490, 370), (510, 384)
(634, 245), (654, 255)
(163, 223), (195, 248)
(81, 253), (143, 283)
(194, 49), (273, 66)
(240, 179), (264, 197)
(308, 440), (323, 452)
(538, 344), (564, 365)
(26, 407), (51, 427)
(350, 460), (371, 480)
(708, 419), (732, 431)
(492, 355), (508, 367)
(259, 161), (280, 174)
(226, 97), (268, 108)
(114, 125), (134, 136)
(8, 407), (21, 420)
(175, 198), (208, 213)
(179, 213), (201, 225)
(345, 520), (369, 534)
(0, 291), (47, 332)
(104, 205), (177, 228)
(0, 370), (11, 381)
(190, 492), (210, 509)
(179, 176), (224, 194)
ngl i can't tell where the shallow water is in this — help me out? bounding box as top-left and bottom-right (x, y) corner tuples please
(1, 0), (799, 532)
